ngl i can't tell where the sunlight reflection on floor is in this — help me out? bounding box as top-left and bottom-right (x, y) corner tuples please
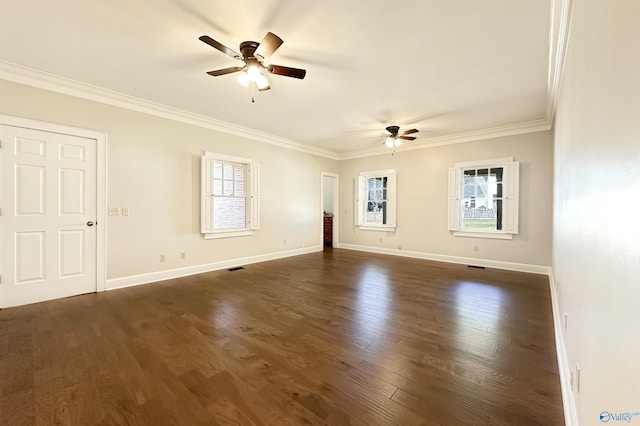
(354, 265), (392, 349)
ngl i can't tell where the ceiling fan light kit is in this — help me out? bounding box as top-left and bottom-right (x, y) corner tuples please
(199, 32), (306, 100)
(385, 137), (402, 148)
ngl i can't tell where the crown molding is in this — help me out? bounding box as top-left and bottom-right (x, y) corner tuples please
(337, 118), (552, 160)
(340, 0), (573, 161)
(0, 60), (340, 160)
(3, 9), (569, 165)
(546, 0), (575, 125)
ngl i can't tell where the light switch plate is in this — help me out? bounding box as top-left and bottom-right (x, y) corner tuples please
(108, 207), (120, 216)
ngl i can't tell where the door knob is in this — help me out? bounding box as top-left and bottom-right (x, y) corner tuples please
(86, 221), (95, 227)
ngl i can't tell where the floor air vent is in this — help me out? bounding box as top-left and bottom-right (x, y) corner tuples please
(467, 265), (486, 270)
(228, 266), (245, 272)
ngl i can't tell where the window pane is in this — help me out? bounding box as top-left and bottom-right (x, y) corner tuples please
(213, 163), (223, 179)
(213, 179), (223, 196)
(234, 164), (244, 181)
(462, 203), (497, 230)
(461, 167), (502, 231)
(223, 180), (233, 196)
(213, 198), (246, 229)
(458, 165), (506, 232)
(463, 183), (475, 198)
(364, 199), (387, 225)
(491, 167), (503, 182)
(223, 163), (233, 179)
(366, 177), (388, 203)
(382, 176), (388, 200)
(235, 180), (245, 196)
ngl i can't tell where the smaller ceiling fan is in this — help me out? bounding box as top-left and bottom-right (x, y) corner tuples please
(384, 125), (419, 148)
(199, 32), (306, 93)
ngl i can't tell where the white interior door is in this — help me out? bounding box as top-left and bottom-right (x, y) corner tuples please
(0, 125), (97, 308)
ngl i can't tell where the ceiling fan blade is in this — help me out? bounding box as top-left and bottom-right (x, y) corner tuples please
(206, 67), (244, 76)
(267, 65), (307, 79)
(255, 32), (283, 60)
(199, 35), (241, 59)
(402, 129), (419, 135)
(398, 136), (417, 141)
(257, 84), (271, 92)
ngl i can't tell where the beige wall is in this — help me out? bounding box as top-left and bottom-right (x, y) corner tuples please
(553, 0), (640, 423)
(0, 80), (338, 281)
(0, 79), (553, 283)
(339, 131), (554, 268)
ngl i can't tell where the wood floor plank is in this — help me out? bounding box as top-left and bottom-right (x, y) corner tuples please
(0, 249), (564, 425)
(33, 366), (71, 425)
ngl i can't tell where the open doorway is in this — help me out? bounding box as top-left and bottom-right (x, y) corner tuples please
(321, 172), (339, 249)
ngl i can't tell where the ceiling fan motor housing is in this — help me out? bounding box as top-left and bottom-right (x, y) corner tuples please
(386, 125), (400, 135)
(239, 41), (260, 60)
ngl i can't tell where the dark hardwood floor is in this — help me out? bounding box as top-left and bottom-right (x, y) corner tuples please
(0, 249), (564, 425)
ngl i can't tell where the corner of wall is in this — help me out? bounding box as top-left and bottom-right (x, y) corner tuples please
(548, 271), (579, 426)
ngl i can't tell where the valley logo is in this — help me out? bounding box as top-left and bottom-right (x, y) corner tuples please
(600, 411), (640, 423)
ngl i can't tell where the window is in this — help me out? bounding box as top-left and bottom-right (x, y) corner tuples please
(448, 158), (519, 239)
(356, 169), (396, 230)
(201, 152), (259, 239)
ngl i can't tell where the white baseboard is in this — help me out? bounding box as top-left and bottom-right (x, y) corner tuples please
(105, 246), (322, 291)
(338, 243), (551, 275)
(549, 272), (579, 426)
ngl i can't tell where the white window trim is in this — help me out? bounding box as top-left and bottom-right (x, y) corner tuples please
(201, 151), (260, 240)
(448, 157), (519, 240)
(356, 169), (397, 231)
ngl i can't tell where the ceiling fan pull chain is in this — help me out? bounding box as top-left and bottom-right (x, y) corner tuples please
(251, 82), (255, 103)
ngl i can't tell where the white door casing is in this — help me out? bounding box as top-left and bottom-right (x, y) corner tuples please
(0, 118), (106, 308)
(321, 172), (339, 248)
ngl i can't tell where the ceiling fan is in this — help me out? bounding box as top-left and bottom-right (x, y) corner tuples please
(199, 32), (306, 93)
(384, 125), (418, 148)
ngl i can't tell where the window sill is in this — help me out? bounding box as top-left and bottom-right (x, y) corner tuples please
(203, 230), (254, 240)
(358, 225), (396, 232)
(452, 231), (513, 240)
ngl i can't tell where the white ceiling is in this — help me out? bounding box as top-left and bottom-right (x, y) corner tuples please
(0, 0), (556, 156)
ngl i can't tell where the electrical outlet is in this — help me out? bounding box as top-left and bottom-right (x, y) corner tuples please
(570, 370), (574, 390)
(379, 237), (384, 242)
(180, 252), (186, 260)
(283, 239), (286, 245)
(159, 254), (165, 262)
(108, 207), (120, 216)
(473, 245), (479, 252)
(121, 207), (129, 216)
